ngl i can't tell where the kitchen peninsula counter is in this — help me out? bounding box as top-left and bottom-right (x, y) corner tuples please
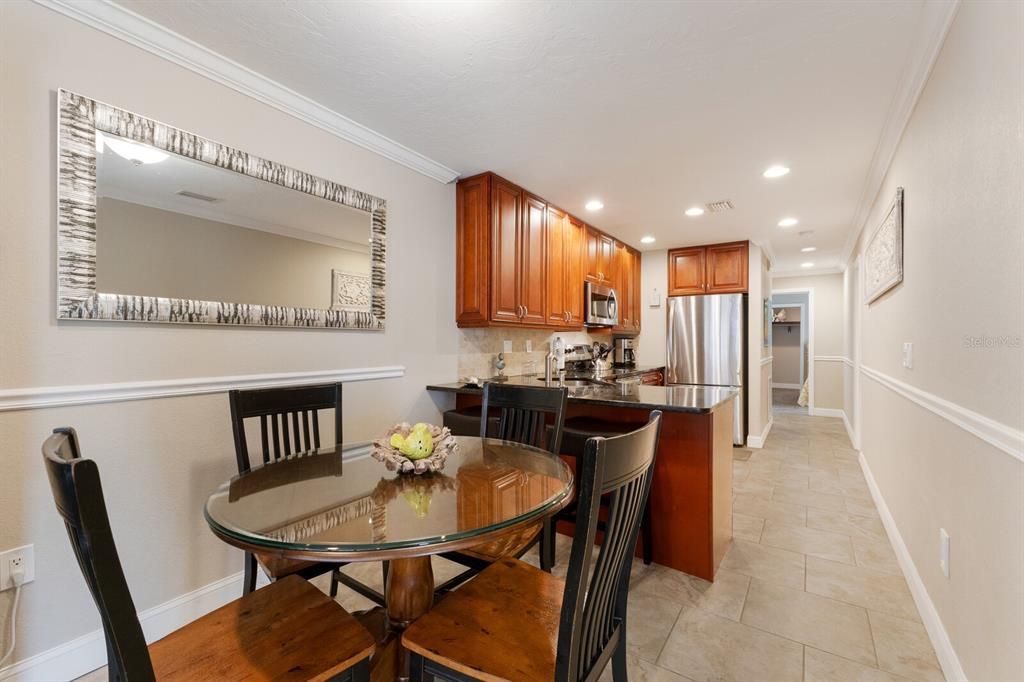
(426, 375), (735, 580)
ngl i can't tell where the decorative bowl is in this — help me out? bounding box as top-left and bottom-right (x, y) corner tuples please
(372, 423), (456, 474)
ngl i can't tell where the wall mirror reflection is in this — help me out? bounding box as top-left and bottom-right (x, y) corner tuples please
(57, 89), (386, 329)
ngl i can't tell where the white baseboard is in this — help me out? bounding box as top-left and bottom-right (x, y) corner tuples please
(746, 417), (773, 448)
(809, 407), (845, 419)
(859, 453), (965, 682)
(0, 570), (251, 681)
(771, 382), (802, 390)
(842, 410), (857, 448)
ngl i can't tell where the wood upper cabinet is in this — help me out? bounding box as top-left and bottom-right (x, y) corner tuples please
(705, 241), (749, 293)
(455, 171), (626, 330)
(544, 207), (584, 328)
(585, 226), (615, 285)
(668, 246), (706, 295)
(520, 194), (548, 325)
(613, 244), (642, 333)
(455, 174), (490, 325)
(490, 177), (523, 323)
(667, 241), (748, 295)
(564, 216), (586, 326)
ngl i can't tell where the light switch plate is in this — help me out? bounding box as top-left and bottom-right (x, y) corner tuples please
(648, 289), (662, 308)
(503, 340), (513, 354)
(902, 342), (913, 369)
(525, 340), (532, 353)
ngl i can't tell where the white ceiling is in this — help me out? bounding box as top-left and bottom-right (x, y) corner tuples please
(112, 0), (935, 273)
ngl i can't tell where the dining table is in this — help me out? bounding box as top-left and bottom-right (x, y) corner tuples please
(204, 435), (574, 682)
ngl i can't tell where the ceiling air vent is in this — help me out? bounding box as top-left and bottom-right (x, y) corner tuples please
(176, 190), (222, 203)
(705, 200), (734, 213)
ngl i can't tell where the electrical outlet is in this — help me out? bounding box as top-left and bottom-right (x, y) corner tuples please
(0, 544), (35, 590)
(939, 528), (950, 578)
(902, 342), (913, 369)
(525, 340), (532, 353)
(503, 339), (513, 354)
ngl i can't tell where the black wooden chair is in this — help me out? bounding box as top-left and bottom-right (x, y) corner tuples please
(402, 412), (663, 681)
(42, 427), (375, 682)
(435, 383), (568, 594)
(229, 383), (387, 605)
(542, 416), (656, 569)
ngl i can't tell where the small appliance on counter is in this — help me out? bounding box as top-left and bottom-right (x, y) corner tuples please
(612, 338), (637, 367)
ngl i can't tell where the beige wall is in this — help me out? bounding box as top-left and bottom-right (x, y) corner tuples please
(97, 198), (371, 309)
(773, 272), (845, 411)
(772, 323), (802, 385)
(638, 249), (668, 368)
(0, 0), (457, 666)
(748, 244), (772, 442)
(845, 2), (1023, 679)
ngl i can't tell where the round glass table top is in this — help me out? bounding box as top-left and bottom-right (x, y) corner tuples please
(204, 436), (574, 557)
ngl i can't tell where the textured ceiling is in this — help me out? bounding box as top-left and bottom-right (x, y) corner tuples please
(114, 0), (928, 272)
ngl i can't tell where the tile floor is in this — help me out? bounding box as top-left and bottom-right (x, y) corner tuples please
(77, 412), (943, 682)
(773, 387), (807, 415)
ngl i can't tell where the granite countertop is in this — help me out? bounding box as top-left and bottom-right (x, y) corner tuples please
(426, 369), (738, 414)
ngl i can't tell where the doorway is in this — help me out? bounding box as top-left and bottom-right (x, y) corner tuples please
(771, 290), (812, 415)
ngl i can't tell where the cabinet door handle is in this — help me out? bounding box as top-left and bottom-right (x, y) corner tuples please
(519, 305), (526, 318)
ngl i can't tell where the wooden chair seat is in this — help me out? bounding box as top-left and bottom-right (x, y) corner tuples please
(150, 575), (375, 681)
(402, 558), (563, 681)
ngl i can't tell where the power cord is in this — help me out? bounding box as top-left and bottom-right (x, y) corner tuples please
(0, 566), (26, 668)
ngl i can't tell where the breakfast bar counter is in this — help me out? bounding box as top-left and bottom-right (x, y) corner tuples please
(427, 377), (737, 581)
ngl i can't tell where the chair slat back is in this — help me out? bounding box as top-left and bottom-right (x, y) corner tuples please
(480, 383), (568, 453)
(42, 428), (156, 682)
(555, 412), (663, 682)
(229, 383), (342, 474)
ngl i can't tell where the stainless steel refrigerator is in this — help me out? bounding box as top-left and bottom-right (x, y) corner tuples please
(666, 294), (746, 445)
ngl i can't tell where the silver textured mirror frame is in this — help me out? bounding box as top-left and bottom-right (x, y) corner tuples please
(56, 89), (386, 330)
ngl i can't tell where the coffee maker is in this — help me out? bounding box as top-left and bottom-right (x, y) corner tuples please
(613, 338), (636, 367)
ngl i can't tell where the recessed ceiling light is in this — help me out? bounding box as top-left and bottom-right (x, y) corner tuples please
(640, 236), (656, 244)
(763, 165), (790, 179)
(778, 217), (799, 227)
(801, 246), (817, 253)
(801, 262), (815, 268)
(585, 199), (604, 211)
(685, 207), (705, 217)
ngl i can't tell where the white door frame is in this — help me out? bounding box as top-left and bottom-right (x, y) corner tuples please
(771, 288), (815, 410)
(771, 302), (807, 386)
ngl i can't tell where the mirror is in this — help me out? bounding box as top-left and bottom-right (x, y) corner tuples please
(57, 89), (386, 329)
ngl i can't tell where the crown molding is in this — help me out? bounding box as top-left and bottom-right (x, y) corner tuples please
(33, 0), (460, 184)
(839, 0), (961, 266)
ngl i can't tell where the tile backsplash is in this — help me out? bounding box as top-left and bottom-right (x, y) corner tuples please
(457, 328), (637, 379)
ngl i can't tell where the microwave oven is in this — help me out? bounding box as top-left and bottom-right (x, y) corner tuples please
(584, 281), (619, 326)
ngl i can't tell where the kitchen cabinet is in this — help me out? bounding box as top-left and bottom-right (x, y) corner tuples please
(456, 171), (638, 332)
(613, 242), (642, 333)
(585, 226), (616, 286)
(520, 194), (548, 325)
(667, 241), (748, 295)
(545, 207), (585, 328)
(490, 177), (523, 323)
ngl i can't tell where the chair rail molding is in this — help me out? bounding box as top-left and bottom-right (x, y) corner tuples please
(861, 364), (1024, 462)
(760, 356), (773, 366)
(0, 366), (406, 412)
(814, 355), (850, 363)
(32, 0), (460, 183)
